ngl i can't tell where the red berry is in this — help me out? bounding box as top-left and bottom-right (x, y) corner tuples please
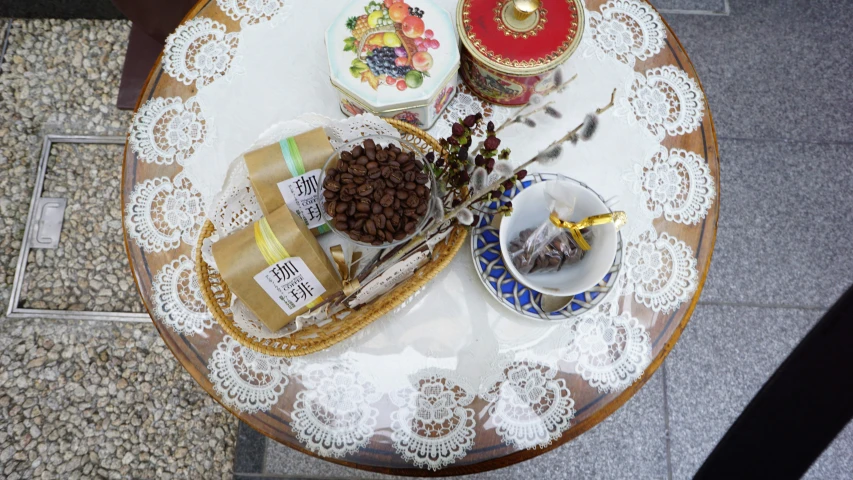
(396, 79), (408, 91)
(424, 29), (434, 39)
(386, 75), (395, 85)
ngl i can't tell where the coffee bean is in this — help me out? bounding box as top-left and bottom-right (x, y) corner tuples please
(380, 194), (394, 207)
(389, 160), (400, 169)
(363, 138), (375, 150)
(326, 167), (339, 177)
(416, 173), (429, 185)
(323, 178), (341, 192)
(396, 190), (409, 200)
(383, 207), (394, 218)
(335, 213), (348, 223)
(356, 200), (371, 212)
(348, 231), (361, 241)
(335, 202), (349, 214)
(339, 193), (353, 202)
(342, 185), (357, 196)
(402, 161), (416, 172)
(381, 166), (392, 178)
(397, 153), (410, 164)
(376, 150), (387, 161)
(365, 148), (376, 161)
(353, 176), (366, 185)
(415, 185), (426, 197)
(368, 167), (381, 179)
(404, 181), (416, 191)
(394, 231), (407, 240)
(335, 220), (348, 230)
(403, 208), (417, 218)
(372, 203), (383, 214)
(340, 172), (354, 183)
(377, 230), (386, 241)
(365, 219), (377, 235)
(351, 146), (363, 157)
(357, 184), (373, 196)
(416, 202), (427, 215)
(354, 212), (369, 219)
(325, 200), (336, 217)
(371, 239), (383, 246)
(366, 161), (379, 170)
(347, 202), (356, 216)
(323, 190), (336, 200)
(362, 234), (376, 243)
(349, 164), (367, 176)
(352, 218), (366, 231)
(375, 214), (387, 229)
(393, 198), (401, 210)
(340, 151), (353, 162)
(404, 221), (416, 234)
(406, 195), (420, 208)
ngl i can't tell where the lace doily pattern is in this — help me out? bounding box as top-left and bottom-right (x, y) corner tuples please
(151, 255), (214, 336)
(125, 172), (205, 253)
(560, 312), (651, 393)
(390, 368), (476, 470)
(208, 336), (290, 413)
(129, 96), (208, 166)
(584, 0), (666, 67)
(290, 362), (382, 458)
(480, 359), (575, 450)
(621, 228), (698, 313)
(430, 84), (513, 143)
(163, 18), (242, 89)
(616, 66), (704, 140)
(626, 146), (716, 224)
(216, 0), (293, 27)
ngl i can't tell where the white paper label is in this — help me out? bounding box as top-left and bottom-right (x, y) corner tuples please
(278, 169), (324, 229)
(254, 257), (325, 315)
(348, 250), (429, 308)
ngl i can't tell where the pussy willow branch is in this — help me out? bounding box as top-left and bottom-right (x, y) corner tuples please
(470, 73), (578, 157)
(348, 88), (618, 290)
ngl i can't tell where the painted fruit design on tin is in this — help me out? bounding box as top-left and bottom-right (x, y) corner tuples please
(392, 111), (423, 126)
(341, 98), (367, 116)
(433, 85), (454, 114)
(344, 0), (440, 91)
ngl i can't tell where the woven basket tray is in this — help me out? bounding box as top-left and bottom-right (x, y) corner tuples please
(194, 119), (467, 357)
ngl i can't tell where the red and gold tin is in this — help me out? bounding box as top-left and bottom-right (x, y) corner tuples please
(457, 0), (585, 105)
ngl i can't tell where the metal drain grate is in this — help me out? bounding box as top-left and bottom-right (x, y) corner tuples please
(6, 135), (150, 322)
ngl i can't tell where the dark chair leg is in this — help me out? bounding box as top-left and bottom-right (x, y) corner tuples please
(695, 285), (853, 479)
(110, 0), (197, 110)
(116, 25), (163, 110)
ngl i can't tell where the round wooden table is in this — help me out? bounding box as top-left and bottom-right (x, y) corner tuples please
(122, 0), (719, 475)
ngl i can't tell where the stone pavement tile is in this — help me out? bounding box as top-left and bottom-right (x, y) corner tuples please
(0, 19), (131, 313)
(649, 0), (726, 14)
(667, 304), (823, 479)
(264, 372), (667, 479)
(804, 419), (853, 479)
(699, 139), (853, 308)
(662, 0), (853, 143)
(233, 421), (266, 474)
(19, 143), (144, 313)
(0, 317), (238, 479)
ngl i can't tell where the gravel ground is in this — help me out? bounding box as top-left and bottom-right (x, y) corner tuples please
(20, 143), (144, 313)
(0, 19), (240, 478)
(0, 19), (132, 313)
(0, 318), (237, 479)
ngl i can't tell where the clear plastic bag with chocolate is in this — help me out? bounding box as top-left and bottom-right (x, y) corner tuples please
(508, 182), (593, 275)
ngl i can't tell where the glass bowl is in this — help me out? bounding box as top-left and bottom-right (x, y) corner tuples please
(317, 134), (440, 249)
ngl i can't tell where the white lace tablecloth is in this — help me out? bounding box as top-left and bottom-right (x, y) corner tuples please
(122, 0), (718, 472)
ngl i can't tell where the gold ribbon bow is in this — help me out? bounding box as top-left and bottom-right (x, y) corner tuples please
(549, 211), (628, 251)
(329, 245), (361, 296)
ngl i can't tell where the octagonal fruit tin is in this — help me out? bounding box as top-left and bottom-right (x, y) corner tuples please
(326, 0), (460, 129)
